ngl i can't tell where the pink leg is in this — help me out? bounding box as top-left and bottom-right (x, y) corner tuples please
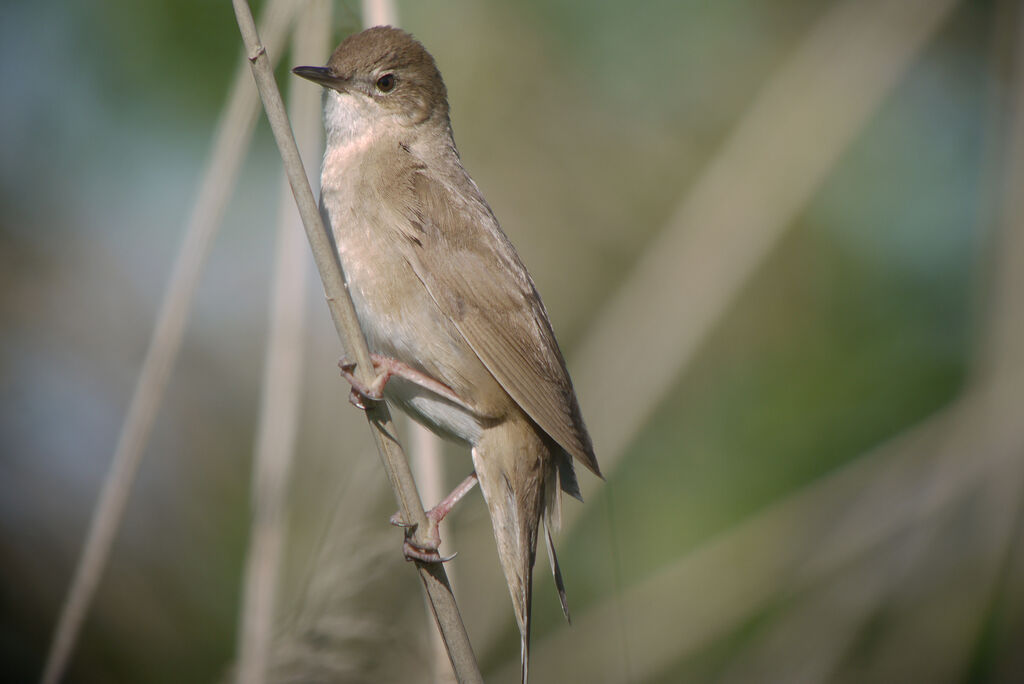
(338, 354), (471, 411)
(390, 472), (479, 563)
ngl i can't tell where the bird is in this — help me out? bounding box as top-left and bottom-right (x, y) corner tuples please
(293, 26), (602, 682)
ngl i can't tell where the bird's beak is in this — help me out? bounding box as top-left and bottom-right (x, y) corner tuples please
(292, 66), (348, 92)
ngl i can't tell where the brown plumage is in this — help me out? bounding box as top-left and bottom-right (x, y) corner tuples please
(294, 26), (601, 682)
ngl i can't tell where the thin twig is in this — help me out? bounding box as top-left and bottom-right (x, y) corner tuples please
(410, 420), (458, 684)
(360, 0), (397, 27)
(38, 3), (303, 682)
(234, 1), (329, 682)
(360, 1), (461, 679)
(230, 2), (482, 682)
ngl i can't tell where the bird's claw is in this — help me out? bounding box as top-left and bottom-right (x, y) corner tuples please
(401, 540), (458, 564)
(338, 357), (385, 409)
(389, 511), (416, 529)
(338, 354), (472, 412)
(391, 509), (457, 563)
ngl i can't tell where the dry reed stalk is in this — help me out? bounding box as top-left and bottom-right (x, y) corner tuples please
(410, 420), (458, 684)
(39, 2), (304, 682)
(360, 0), (397, 27)
(231, 1), (482, 680)
(234, 1), (330, 682)
(357, 2), (462, 680)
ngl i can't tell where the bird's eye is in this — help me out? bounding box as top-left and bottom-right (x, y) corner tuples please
(376, 73), (396, 93)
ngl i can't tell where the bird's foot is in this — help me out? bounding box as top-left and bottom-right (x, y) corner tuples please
(389, 472), (479, 563)
(389, 511), (455, 563)
(338, 354), (469, 410)
(338, 355), (387, 409)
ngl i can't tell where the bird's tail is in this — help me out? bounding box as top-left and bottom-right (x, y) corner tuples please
(472, 419), (561, 684)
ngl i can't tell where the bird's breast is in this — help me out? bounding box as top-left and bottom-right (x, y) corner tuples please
(320, 138), (510, 443)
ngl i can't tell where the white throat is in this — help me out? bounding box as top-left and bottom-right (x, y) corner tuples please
(322, 89), (401, 151)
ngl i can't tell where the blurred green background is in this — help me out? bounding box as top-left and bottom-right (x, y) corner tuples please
(3, 0), (1023, 682)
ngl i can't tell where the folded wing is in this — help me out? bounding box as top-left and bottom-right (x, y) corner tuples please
(404, 169), (601, 480)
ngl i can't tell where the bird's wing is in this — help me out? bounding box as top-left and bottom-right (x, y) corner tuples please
(404, 168), (601, 478)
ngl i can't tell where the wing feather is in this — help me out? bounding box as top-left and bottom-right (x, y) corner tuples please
(405, 168), (601, 478)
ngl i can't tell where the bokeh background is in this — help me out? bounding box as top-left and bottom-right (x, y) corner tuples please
(3, 0), (1024, 682)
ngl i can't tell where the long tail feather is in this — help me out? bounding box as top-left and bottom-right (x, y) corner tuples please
(521, 626), (530, 684)
(470, 436), (541, 683)
(544, 519), (571, 623)
(544, 462), (572, 622)
(472, 419), (575, 683)
(557, 450), (583, 501)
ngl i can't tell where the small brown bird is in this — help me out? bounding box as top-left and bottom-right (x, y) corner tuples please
(294, 26), (601, 681)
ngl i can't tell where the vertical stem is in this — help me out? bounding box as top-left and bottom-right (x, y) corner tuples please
(234, 1), (329, 682)
(38, 2), (302, 683)
(230, 2), (482, 681)
(360, 0), (397, 27)
(360, 1), (457, 678)
(410, 420), (458, 684)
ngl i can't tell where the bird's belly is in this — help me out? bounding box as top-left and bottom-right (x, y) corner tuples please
(339, 234), (502, 445)
(386, 378), (484, 446)
(321, 148), (508, 445)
